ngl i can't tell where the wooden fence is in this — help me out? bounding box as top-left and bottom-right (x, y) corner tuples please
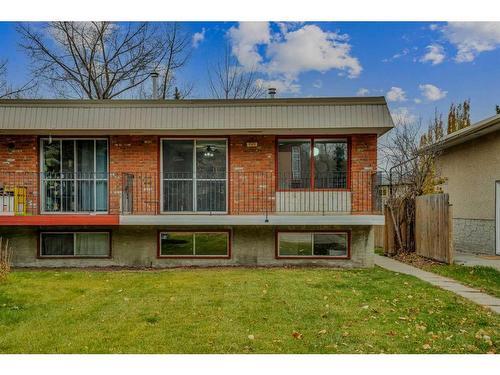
(374, 225), (385, 248)
(415, 193), (453, 264)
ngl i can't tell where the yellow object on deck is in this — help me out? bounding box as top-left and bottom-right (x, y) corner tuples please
(4, 186), (27, 215)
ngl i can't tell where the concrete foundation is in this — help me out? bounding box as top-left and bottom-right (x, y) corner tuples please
(453, 218), (495, 255)
(1, 225), (374, 268)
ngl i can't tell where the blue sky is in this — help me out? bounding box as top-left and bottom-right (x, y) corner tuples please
(1, 21), (499, 123)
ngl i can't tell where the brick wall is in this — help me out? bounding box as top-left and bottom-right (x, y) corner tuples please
(0, 134), (377, 216)
(109, 135), (159, 214)
(350, 134), (377, 213)
(229, 135), (276, 214)
(0, 136), (38, 214)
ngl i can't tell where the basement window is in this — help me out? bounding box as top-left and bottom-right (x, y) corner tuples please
(40, 232), (110, 258)
(159, 231), (230, 258)
(277, 231), (349, 258)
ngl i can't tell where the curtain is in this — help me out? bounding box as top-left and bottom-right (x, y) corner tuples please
(75, 233), (109, 256)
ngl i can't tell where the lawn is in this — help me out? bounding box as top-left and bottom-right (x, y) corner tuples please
(389, 251), (500, 299)
(0, 267), (498, 354)
(422, 264), (500, 299)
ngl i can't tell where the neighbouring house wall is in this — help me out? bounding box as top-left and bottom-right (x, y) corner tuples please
(0, 135), (38, 213)
(2, 225), (374, 268)
(437, 130), (500, 254)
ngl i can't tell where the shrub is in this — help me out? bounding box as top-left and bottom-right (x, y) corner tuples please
(0, 237), (12, 280)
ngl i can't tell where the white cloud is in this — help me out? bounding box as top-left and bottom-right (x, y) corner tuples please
(265, 25), (362, 79)
(391, 107), (417, 124)
(442, 22), (500, 62)
(255, 78), (300, 94)
(227, 22), (362, 94)
(429, 24), (439, 31)
(356, 88), (370, 96)
(192, 28), (206, 48)
(414, 98), (422, 104)
(419, 84), (447, 101)
(228, 22), (271, 68)
(420, 44), (445, 65)
(386, 87), (407, 102)
(313, 80), (322, 89)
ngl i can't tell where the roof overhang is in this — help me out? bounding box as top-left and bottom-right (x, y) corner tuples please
(0, 97), (394, 137)
(429, 114), (500, 152)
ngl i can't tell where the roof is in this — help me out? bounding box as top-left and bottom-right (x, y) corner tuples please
(0, 97), (394, 136)
(431, 113), (500, 151)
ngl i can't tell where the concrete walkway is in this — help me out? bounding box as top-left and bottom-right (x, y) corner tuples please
(454, 252), (500, 271)
(374, 254), (500, 314)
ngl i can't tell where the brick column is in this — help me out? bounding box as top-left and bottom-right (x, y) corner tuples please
(109, 136), (158, 214)
(0, 136), (38, 214)
(229, 135), (276, 214)
(350, 134), (377, 213)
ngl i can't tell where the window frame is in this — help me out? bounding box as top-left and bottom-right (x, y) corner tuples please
(157, 229), (231, 259)
(159, 137), (229, 214)
(275, 229), (351, 259)
(38, 137), (110, 214)
(37, 230), (112, 259)
(275, 136), (351, 192)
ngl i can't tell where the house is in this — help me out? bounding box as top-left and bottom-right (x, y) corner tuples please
(0, 97), (393, 267)
(434, 113), (500, 256)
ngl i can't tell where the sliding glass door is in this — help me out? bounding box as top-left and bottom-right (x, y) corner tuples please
(162, 139), (227, 212)
(41, 139), (108, 213)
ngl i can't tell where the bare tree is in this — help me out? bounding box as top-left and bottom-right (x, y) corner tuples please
(208, 44), (266, 99)
(380, 116), (441, 253)
(0, 59), (37, 99)
(17, 22), (185, 99)
(139, 23), (193, 99)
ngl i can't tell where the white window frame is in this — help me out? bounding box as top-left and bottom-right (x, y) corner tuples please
(39, 138), (109, 214)
(158, 231), (230, 258)
(39, 231), (111, 258)
(160, 138), (228, 214)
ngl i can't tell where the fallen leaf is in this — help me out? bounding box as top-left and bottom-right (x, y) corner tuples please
(422, 344), (431, 350)
(292, 331), (303, 339)
(248, 334), (255, 340)
(317, 329), (327, 335)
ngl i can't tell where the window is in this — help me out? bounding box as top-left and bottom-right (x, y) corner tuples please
(277, 231), (349, 258)
(277, 138), (348, 190)
(162, 139), (227, 212)
(41, 139), (108, 213)
(40, 232), (110, 257)
(159, 231), (230, 257)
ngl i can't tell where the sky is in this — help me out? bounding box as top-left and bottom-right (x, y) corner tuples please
(1, 21), (500, 124)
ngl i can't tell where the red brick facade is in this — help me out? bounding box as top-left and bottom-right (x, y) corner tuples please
(229, 135), (276, 214)
(0, 134), (377, 216)
(0, 136), (39, 213)
(109, 135), (159, 214)
(351, 134), (377, 213)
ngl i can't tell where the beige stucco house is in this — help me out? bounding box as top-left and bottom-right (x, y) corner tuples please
(434, 113), (500, 255)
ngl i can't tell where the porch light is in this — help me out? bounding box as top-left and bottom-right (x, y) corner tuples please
(203, 145), (215, 158)
(313, 147), (320, 157)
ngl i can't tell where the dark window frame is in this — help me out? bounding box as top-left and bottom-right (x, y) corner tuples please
(160, 137), (229, 214)
(37, 230), (112, 259)
(275, 136), (351, 192)
(275, 229), (351, 259)
(157, 229), (231, 259)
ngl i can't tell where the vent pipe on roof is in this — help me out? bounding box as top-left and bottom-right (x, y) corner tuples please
(151, 71), (159, 99)
(268, 87), (276, 99)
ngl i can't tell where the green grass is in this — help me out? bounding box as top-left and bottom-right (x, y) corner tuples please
(422, 264), (500, 299)
(374, 247), (385, 256)
(0, 267), (498, 354)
